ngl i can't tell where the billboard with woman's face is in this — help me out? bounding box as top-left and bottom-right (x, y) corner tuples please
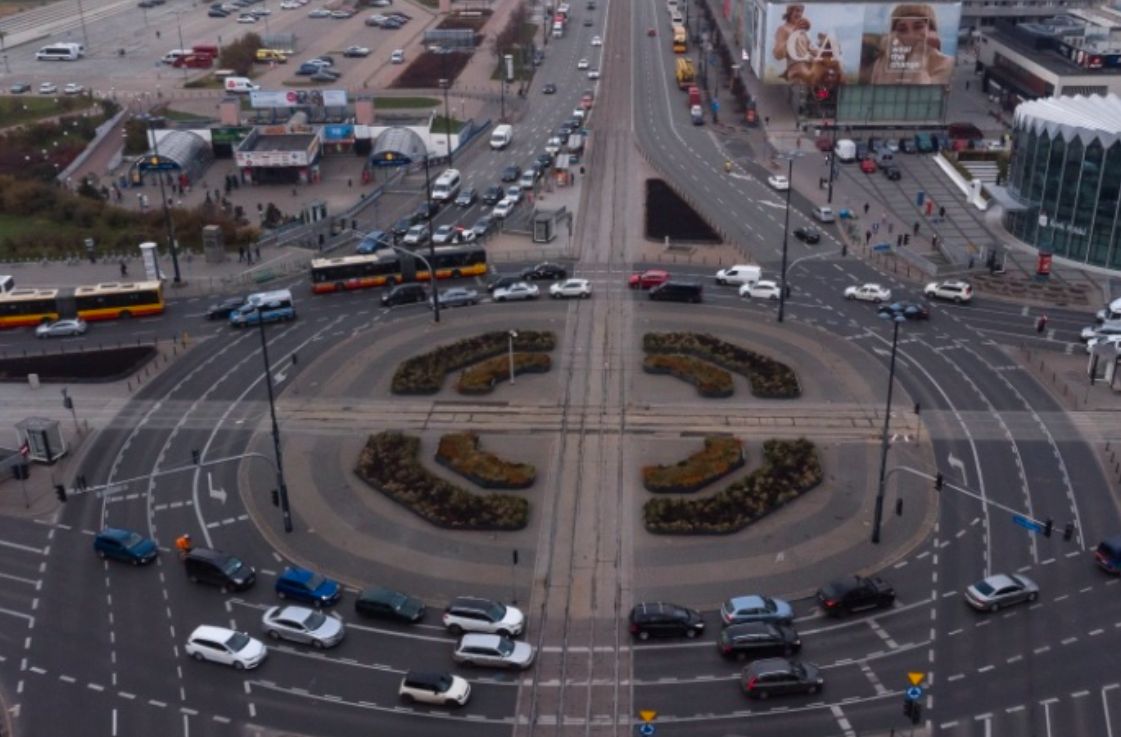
(762, 2), (960, 86)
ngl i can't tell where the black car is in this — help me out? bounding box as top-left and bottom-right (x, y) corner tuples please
(876, 302), (930, 321)
(501, 165), (521, 182)
(521, 262), (567, 281)
(355, 586), (426, 623)
(742, 658), (823, 699)
(392, 217), (414, 237)
(381, 283), (429, 307)
(533, 50), (545, 65)
(899, 138), (917, 154)
(629, 602), (705, 641)
(9, 82), (31, 94)
(472, 215), (495, 238)
(413, 201), (439, 222)
(718, 622), (801, 660)
(562, 117), (582, 133)
(583, 17), (593, 25)
(207, 7), (229, 15)
(793, 226), (820, 244)
(816, 575), (896, 617)
(486, 274), (521, 292)
(313, 55), (335, 66)
(536, 152), (554, 168)
(881, 164), (902, 181)
(206, 296), (246, 320)
(454, 188), (477, 207)
(542, 83), (557, 94)
(481, 185), (504, 205)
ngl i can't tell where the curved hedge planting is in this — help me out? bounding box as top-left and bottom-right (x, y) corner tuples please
(643, 438), (822, 534)
(642, 436), (745, 493)
(355, 431), (528, 530)
(642, 354), (734, 398)
(457, 353), (551, 394)
(392, 330), (556, 394)
(435, 432), (536, 489)
(643, 332), (800, 399)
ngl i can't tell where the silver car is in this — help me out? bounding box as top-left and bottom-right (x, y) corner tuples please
(435, 287), (480, 308)
(453, 633), (535, 669)
(36, 318), (87, 338)
(964, 573), (1039, 612)
(261, 605), (345, 648)
(493, 282), (539, 302)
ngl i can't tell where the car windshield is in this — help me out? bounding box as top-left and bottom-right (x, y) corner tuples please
(301, 610), (327, 629)
(974, 581), (995, 596)
(226, 631), (251, 652)
(222, 557), (245, 576)
(496, 638), (515, 656)
(763, 597), (776, 612)
(124, 532), (145, 549)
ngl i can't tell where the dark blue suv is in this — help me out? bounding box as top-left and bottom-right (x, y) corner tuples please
(276, 566), (341, 607)
(94, 528), (158, 565)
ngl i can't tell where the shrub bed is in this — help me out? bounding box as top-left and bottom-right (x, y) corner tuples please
(642, 436), (745, 493)
(391, 331), (555, 394)
(643, 332), (800, 399)
(643, 438), (822, 534)
(642, 354), (733, 397)
(457, 353), (551, 394)
(355, 431), (528, 530)
(435, 432), (536, 489)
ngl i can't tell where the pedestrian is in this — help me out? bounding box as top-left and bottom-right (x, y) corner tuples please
(968, 256), (975, 269)
(246, 250), (252, 265)
(255, 245), (261, 261)
(865, 229), (872, 244)
(119, 260), (128, 277)
(764, 116), (770, 126)
(913, 221), (920, 236)
(897, 234), (904, 247)
(175, 533), (192, 558)
(932, 235), (939, 250)
(863, 202), (870, 215)
(1036, 315), (1048, 333)
(888, 222), (894, 235)
(872, 222), (880, 235)
(238, 246), (245, 263)
(841, 243), (848, 257)
(939, 205), (946, 218)
(347, 178), (353, 188)
(965, 80), (970, 91)
(156, 30), (161, 39)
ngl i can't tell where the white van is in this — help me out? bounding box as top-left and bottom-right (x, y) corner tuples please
(162, 49), (192, 64)
(35, 44), (81, 61)
(224, 76), (260, 93)
(431, 168), (462, 203)
(490, 124), (513, 150)
(834, 139), (856, 163)
(714, 264), (761, 287)
(0, 275), (14, 294)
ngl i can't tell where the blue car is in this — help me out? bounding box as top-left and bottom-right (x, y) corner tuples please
(356, 229), (390, 254)
(276, 566), (341, 607)
(93, 528), (158, 565)
(295, 63), (322, 76)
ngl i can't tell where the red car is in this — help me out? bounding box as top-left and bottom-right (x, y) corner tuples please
(814, 135), (832, 152)
(580, 92), (594, 110)
(860, 158), (877, 174)
(629, 269), (670, 289)
(647, 27), (657, 36)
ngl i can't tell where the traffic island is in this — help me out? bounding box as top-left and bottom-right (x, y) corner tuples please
(390, 330), (556, 394)
(457, 353), (551, 394)
(435, 431), (536, 489)
(643, 332), (800, 398)
(355, 431), (529, 530)
(642, 436), (745, 493)
(642, 354), (734, 397)
(643, 438), (822, 534)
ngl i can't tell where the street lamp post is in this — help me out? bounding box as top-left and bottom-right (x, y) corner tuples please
(439, 78), (453, 165)
(871, 314), (905, 544)
(827, 124), (839, 204)
(175, 12), (188, 81)
(419, 154), (440, 324)
(147, 119), (183, 284)
(255, 305), (293, 533)
(75, 0), (90, 50)
(508, 330), (518, 384)
(776, 152), (801, 322)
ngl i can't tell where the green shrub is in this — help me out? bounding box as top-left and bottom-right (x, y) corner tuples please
(642, 436), (744, 493)
(392, 330), (555, 394)
(643, 354), (733, 397)
(435, 432), (536, 489)
(643, 332), (800, 398)
(355, 431), (529, 530)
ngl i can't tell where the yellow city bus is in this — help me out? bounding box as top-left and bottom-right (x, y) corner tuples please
(0, 287), (62, 329)
(672, 25), (687, 53)
(0, 281), (165, 329)
(310, 244), (488, 294)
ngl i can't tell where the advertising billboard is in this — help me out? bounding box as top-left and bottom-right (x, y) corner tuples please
(761, 2), (961, 86)
(249, 89), (349, 108)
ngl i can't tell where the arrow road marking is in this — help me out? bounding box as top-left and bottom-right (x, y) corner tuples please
(947, 453), (967, 486)
(207, 473), (227, 505)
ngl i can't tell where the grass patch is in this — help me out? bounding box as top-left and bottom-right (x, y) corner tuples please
(430, 115), (465, 134)
(374, 96), (441, 109)
(0, 213), (62, 241)
(0, 96), (98, 129)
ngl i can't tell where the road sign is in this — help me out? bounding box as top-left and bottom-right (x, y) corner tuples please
(871, 242), (892, 252)
(906, 686), (923, 701)
(638, 711), (656, 722)
(638, 724), (655, 736)
(1012, 514), (1043, 533)
(907, 672), (924, 686)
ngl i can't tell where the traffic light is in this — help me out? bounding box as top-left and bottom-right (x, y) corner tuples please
(54, 484), (67, 503)
(191, 449), (201, 465)
(903, 697), (915, 719)
(1064, 522), (1074, 541)
(271, 489), (280, 507)
(934, 472), (944, 491)
(1044, 518), (1053, 538)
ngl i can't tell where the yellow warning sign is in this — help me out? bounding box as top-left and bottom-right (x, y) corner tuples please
(639, 710), (657, 723)
(907, 672), (924, 686)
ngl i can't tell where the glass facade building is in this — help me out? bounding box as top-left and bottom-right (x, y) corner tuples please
(1004, 94), (1121, 271)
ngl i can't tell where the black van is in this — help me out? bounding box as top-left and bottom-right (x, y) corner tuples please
(184, 547), (255, 592)
(381, 283), (429, 307)
(649, 281), (703, 303)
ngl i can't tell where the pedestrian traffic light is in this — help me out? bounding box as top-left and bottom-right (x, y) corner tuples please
(934, 472), (944, 491)
(903, 234), (911, 245)
(54, 484), (67, 503)
(192, 449), (201, 465)
(1044, 518), (1053, 538)
(1064, 522), (1074, 541)
(271, 489), (280, 507)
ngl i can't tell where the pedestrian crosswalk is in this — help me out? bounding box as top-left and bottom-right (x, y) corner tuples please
(937, 684), (1121, 737)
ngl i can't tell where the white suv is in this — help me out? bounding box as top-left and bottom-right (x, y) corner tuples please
(442, 596), (525, 636)
(923, 280), (973, 304)
(398, 671), (471, 706)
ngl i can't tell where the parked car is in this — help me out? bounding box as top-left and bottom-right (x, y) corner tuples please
(628, 602), (704, 640)
(343, 45), (371, 57)
(35, 318), (87, 338)
(493, 282), (539, 302)
(739, 280), (782, 300)
(62, 83), (84, 95)
(261, 605), (345, 648)
(964, 573), (1039, 612)
(185, 626), (267, 670)
(482, 185), (504, 205)
(10, 83), (32, 94)
(454, 187), (477, 207)
(793, 226), (821, 244)
(38, 82), (59, 95)
(453, 633), (535, 669)
(587, 68), (600, 79)
(591, 34), (602, 45)
(236, 13), (258, 21)
(577, 58), (589, 69)
(628, 269), (670, 289)
(881, 164), (902, 181)
(442, 596), (525, 636)
(718, 622), (801, 660)
(275, 566), (342, 607)
(522, 262), (567, 281)
(93, 528), (158, 565)
(877, 302), (930, 320)
(923, 279), (973, 304)
(816, 575), (896, 616)
(549, 279), (592, 299)
(435, 287), (480, 308)
(399, 672), (470, 706)
(741, 658), (823, 698)
(843, 283), (892, 303)
(720, 595), (794, 625)
(355, 586), (426, 623)
(899, 137), (917, 154)
(859, 158), (877, 174)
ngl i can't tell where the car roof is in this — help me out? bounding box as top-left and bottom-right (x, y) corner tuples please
(404, 671), (451, 687)
(727, 594), (765, 609)
(190, 624), (235, 641)
(97, 527), (136, 541)
(460, 633), (502, 647)
(273, 605), (314, 619)
(281, 566), (313, 582)
(745, 657), (795, 675)
(981, 573), (1017, 588)
(724, 621), (775, 636)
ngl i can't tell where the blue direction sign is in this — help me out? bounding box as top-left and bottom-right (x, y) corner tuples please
(906, 686), (923, 701)
(638, 723), (655, 736)
(871, 242), (892, 253)
(1012, 515), (1043, 533)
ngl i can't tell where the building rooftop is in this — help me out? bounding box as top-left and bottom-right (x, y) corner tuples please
(247, 133), (317, 151)
(1014, 93), (1121, 146)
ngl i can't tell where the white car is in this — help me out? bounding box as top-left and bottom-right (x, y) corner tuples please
(38, 82), (58, 95)
(923, 280), (973, 304)
(591, 35), (602, 46)
(714, 264), (761, 286)
(453, 633), (536, 669)
(251, 7), (271, 14)
(550, 278), (592, 299)
(844, 283), (892, 303)
(305, 57), (333, 68)
(587, 68), (600, 79)
(493, 282), (540, 302)
(577, 58), (590, 69)
(236, 13), (258, 22)
(492, 198), (516, 219)
(402, 224), (429, 245)
(519, 170), (537, 189)
(739, 280), (782, 300)
(308, 7), (331, 16)
(572, 108), (585, 121)
(36, 318), (87, 338)
(261, 605), (345, 648)
(62, 83), (84, 95)
(431, 224), (457, 245)
(545, 136), (564, 155)
(344, 45), (371, 57)
(399, 672), (471, 707)
(280, 1), (300, 8)
(1087, 334), (1121, 354)
(330, 8), (354, 17)
(185, 625), (267, 670)
(1083, 322), (1121, 343)
(505, 185), (522, 204)
(767, 174), (790, 191)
